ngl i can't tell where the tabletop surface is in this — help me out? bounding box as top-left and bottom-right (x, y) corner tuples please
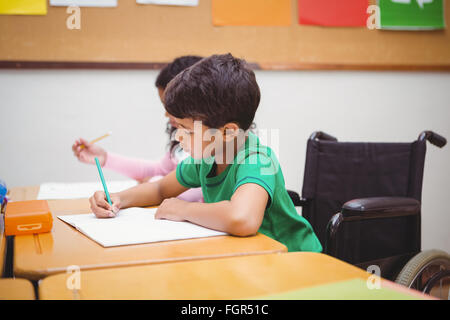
(10, 186), (287, 281)
(0, 278), (35, 300)
(38, 251), (432, 300)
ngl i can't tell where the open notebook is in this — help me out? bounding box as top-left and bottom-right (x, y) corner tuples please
(58, 207), (227, 247)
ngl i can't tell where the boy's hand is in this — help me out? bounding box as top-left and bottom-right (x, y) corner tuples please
(155, 198), (187, 222)
(72, 137), (107, 166)
(89, 191), (121, 218)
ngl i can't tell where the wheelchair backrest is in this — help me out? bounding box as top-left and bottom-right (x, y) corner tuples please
(301, 137), (426, 247)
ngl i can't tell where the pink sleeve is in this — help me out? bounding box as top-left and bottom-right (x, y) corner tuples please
(177, 187), (204, 203)
(103, 151), (177, 181)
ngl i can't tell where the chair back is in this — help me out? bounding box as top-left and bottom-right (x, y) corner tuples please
(301, 133), (427, 247)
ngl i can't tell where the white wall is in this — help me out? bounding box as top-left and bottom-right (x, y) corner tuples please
(0, 69), (449, 252)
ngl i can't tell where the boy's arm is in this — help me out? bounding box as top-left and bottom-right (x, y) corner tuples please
(89, 170), (188, 218)
(155, 183), (268, 236)
(118, 170), (187, 208)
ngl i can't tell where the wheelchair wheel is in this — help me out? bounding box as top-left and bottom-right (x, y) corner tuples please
(395, 249), (450, 300)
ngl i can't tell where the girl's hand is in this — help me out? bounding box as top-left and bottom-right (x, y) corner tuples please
(72, 137), (107, 166)
(155, 198), (187, 222)
(89, 191), (121, 218)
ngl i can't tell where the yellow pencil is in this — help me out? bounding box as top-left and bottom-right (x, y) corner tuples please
(80, 131), (112, 149)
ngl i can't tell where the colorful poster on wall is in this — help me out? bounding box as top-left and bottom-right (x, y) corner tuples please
(50, 0), (117, 7)
(212, 0), (291, 26)
(298, 0), (368, 27)
(0, 0), (47, 15)
(136, 0), (198, 6)
(379, 0), (445, 30)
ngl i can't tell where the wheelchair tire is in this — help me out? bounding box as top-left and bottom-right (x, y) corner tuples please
(395, 249), (450, 297)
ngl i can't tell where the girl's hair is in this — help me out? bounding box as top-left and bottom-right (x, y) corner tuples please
(155, 55), (203, 155)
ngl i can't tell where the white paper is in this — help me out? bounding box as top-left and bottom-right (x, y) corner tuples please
(58, 207), (226, 247)
(37, 180), (137, 200)
(136, 0), (198, 6)
(50, 0), (118, 7)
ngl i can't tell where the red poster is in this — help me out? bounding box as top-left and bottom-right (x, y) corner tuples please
(298, 0), (368, 27)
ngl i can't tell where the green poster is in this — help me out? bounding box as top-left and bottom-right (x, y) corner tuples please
(379, 0), (445, 30)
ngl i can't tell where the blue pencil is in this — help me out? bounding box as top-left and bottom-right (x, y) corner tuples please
(95, 157), (112, 206)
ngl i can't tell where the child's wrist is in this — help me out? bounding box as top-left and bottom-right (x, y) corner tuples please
(114, 192), (127, 208)
(182, 200), (195, 220)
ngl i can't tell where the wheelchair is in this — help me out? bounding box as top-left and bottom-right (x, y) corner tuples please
(288, 130), (450, 299)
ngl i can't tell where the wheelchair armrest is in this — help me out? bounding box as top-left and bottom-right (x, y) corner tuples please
(287, 190), (308, 207)
(326, 197), (420, 256)
(341, 197), (420, 220)
(418, 130), (447, 148)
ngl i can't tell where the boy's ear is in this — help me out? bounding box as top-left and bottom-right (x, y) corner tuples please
(222, 123), (241, 142)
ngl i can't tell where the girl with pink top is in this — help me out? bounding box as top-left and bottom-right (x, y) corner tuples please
(72, 56), (204, 202)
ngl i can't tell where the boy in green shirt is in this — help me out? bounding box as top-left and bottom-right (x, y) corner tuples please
(89, 54), (321, 252)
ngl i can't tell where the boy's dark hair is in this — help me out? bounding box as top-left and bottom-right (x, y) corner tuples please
(155, 55), (203, 89)
(156, 55), (203, 155)
(164, 53), (260, 131)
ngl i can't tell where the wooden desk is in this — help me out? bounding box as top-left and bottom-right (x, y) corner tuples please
(38, 252), (432, 300)
(0, 279), (35, 300)
(10, 186), (287, 281)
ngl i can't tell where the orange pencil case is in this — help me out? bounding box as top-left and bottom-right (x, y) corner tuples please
(4, 200), (53, 236)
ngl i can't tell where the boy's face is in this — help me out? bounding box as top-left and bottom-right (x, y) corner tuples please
(172, 116), (241, 161)
(172, 117), (213, 159)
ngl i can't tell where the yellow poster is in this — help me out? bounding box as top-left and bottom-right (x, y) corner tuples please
(0, 0), (47, 15)
(212, 0), (291, 26)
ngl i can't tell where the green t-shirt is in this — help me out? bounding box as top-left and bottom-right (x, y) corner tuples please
(176, 132), (322, 253)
